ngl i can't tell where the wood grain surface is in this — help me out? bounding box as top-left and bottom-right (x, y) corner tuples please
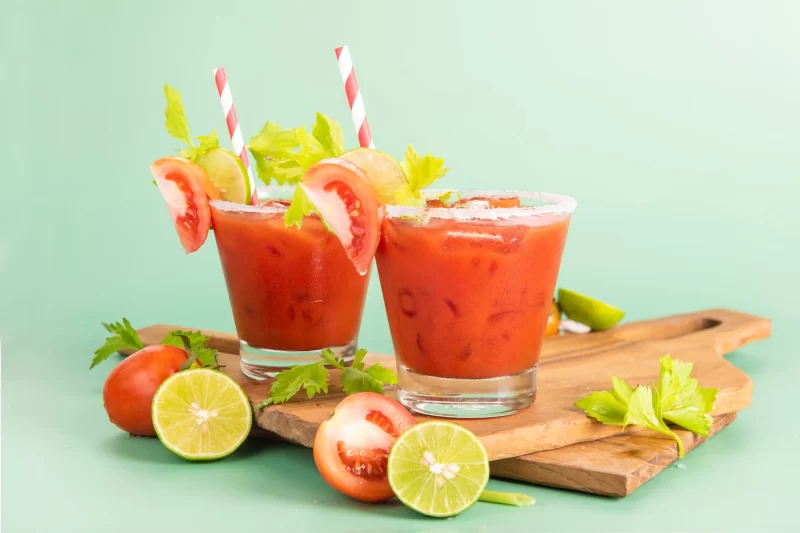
(134, 308), (768, 495)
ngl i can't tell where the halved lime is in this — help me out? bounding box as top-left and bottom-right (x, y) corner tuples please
(387, 421), (489, 518)
(557, 288), (625, 331)
(339, 148), (407, 204)
(194, 148), (251, 204)
(152, 368), (252, 461)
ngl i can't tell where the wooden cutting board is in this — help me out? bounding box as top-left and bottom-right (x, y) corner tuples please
(134, 308), (768, 495)
(490, 412), (736, 496)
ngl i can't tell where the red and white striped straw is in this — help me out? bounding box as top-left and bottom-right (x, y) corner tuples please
(213, 68), (259, 205)
(334, 46), (374, 149)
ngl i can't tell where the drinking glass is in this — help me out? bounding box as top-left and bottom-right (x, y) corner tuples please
(375, 190), (576, 417)
(210, 188), (370, 380)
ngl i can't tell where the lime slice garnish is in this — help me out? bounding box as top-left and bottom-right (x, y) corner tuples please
(339, 148), (407, 204)
(557, 288), (625, 331)
(152, 368), (252, 461)
(387, 421), (489, 518)
(194, 148), (251, 204)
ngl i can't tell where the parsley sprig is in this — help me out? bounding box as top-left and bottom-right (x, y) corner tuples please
(257, 348), (397, 409)
(90, 318), (219, 370)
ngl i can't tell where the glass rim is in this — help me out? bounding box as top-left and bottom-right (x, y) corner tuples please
(211, 187), (577, 220)
(209, 186), (294, 215)
(385, 189), (577, 221)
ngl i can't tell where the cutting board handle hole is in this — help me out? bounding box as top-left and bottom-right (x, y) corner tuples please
(614, 317), (721, 342)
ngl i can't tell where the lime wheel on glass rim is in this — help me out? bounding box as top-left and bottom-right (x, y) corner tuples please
(339, 148), (407, 204)
(194, 148), (251, 204)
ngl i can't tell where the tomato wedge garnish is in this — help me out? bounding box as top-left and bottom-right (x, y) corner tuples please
(300, 159), (382, 275)
(150, 157), (212, 254)
(313, 392), (417, 502)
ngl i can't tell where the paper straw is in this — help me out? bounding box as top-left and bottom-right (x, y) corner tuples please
(334, 46), (374, 149)
(213, 68), (259, 205)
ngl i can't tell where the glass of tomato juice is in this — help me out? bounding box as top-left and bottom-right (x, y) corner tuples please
(210, 188), (370, 380)
(375, 190), (576, 418)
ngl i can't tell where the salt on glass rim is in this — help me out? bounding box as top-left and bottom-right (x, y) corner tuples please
(209, 186), (293, 214)
(385, 190), (577, 221)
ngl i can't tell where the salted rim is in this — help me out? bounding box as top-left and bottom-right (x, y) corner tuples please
(209, 186), (293, 214)
(385, 189), (577, 220)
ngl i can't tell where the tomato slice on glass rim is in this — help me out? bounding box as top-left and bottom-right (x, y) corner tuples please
(150, 157), (213, 254)
(313, 392), (417, 503)
(300, 158), (382, 275)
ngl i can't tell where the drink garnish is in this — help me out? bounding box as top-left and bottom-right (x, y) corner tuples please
(249, 117), (451, 222)
(339, 148), (408, 204)
(247, 113), (346, 228)
(394, 145), (450, 206)
(256, 348), (397, 408)
(163, 84), (221, 162)
(575, 355), (717, 457)
(161, 85), (250, 203)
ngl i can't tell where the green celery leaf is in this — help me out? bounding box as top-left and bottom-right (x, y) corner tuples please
(164, 84), (193, 147)
(657, 354), (716, 437)
(319, 348), (346, 370)
(247, 121), (305, 186)
(625, 386), (685, 457)
(161, 330), (218, 367)
(574, 391), (628, 426)
(351, 348), (368, 371)
(311, 112), (345, 158)
(611, 376), (634, 404)
(365, 363), (397, 386)
(395, 144), (450, 205)
(90, 318), (144, 369)
(340, 367), (384, 395)
(180, 130), (220, 162)
(267, 362), (329, 405)
(284, 186), (315, 229)
(247, 121), (302, 155)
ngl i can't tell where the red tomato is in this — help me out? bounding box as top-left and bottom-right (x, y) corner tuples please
(544, 299), (561, 336)
(150, 157), (213, 254)
(103, 345), (188, 436)
(300, 159), (382, 274)
(313, 392), (417, 502)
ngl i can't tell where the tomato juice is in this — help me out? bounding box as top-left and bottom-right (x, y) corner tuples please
(375, 191), (576, 417)
(210, 198), (369, 378)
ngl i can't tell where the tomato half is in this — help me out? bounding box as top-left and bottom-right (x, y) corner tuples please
(103, 345), (189, 436)
(300, 159), (382, 275)
(313, 392), (417, 502)
(151, 157), (213, 254)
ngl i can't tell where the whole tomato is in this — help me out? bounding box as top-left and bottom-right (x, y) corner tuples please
(103, 345), (188, 436)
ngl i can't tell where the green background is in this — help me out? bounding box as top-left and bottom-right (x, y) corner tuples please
(2, 0), (798, 531)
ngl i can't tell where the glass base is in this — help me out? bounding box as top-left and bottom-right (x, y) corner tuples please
(396, 364), (537, 419)
(239, 340), (356, 380)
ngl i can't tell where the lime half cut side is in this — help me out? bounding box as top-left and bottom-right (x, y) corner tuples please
(557, 288), (625, 331)
(194, 148), (251, 204)
(152, 368), (252, 461)
(387, 421), (490, 518)
(340, 148), (407, 204)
